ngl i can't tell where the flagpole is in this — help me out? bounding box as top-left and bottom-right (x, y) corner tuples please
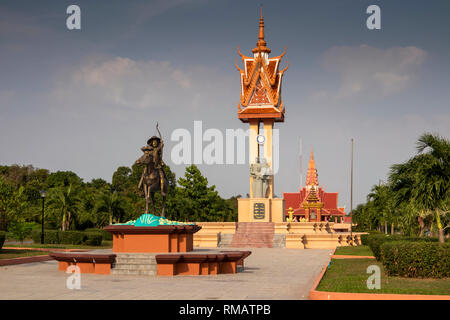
(350, 138), (354, 244)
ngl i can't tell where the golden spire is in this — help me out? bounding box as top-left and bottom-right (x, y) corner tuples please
(306, 149), (319, 187)
(252, 6), (271, 54)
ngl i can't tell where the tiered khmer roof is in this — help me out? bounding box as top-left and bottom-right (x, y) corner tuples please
(235, 8), (289, 123)
(282, 150), (346, 220)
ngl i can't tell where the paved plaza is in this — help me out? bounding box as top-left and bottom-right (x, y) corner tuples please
(0, 248), (332, 300)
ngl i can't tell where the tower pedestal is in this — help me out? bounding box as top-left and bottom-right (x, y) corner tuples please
(238, 197), (285, 223)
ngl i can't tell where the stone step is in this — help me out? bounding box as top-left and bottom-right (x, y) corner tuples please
(231, 239), (274, 242)
(230, 244), (273, 248)
(111, 269), (157, 276)
(112, 264), (157, 271)
(232, 235), (274, 239)
(114, 253), (158, 258)
(235, 230), (273, 232)
(237, 222), (274, 225)
(236, 229), (273, 234)
(115, 258), (157, 265)
(232, 239), (273, 242)
(228, 222), (276, 248)
(218, 234), (233, 247)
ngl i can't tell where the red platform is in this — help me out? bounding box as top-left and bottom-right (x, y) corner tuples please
(104, 225), (201, 253)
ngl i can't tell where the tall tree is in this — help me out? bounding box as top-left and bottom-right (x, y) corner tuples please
(177, 165), (232, 222)
(390, 133), (449, 243)
(47, 184), (80, 231)
(96, 189), (126, 226)
(0, 177), (25, 230)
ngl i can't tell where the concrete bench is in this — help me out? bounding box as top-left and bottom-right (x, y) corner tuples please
(50, 253), (116, 275)
(155, 251), (251, 276)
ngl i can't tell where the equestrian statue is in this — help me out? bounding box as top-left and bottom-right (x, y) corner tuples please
(135, 123), (169, 217)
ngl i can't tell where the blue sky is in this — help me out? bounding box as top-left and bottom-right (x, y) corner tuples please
(1, 0), (449, 209)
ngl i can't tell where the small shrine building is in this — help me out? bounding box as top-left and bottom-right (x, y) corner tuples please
(283, 151), (348, 223)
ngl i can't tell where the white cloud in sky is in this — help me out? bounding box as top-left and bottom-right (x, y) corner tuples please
(313, 44), (427, 101)
(50, 56), (234, 118)
(56, 57), (193, 110)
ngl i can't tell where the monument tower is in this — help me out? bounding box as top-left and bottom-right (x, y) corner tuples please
(235, 8), (288, 222)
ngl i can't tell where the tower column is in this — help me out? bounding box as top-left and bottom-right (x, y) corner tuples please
(263, 119), (274, 198)
(236, 8), (287, 223)
(249, 119), (259, 198)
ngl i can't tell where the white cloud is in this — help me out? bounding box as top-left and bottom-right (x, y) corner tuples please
(51, 56), (230, 114)
(313, 44), (427, 101)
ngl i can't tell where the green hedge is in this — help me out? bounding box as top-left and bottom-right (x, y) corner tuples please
(31, 230), (103, 246)
(360, 234), (369, 246)
(84, 228), (113, 241)
(380, 241), (450, 278)
(84, 232), (103, 246)
(32, 230), (59, 244)
(366, 234), (440, 260)
(59, 231), (85, 245)
(0, 231), (6, 250)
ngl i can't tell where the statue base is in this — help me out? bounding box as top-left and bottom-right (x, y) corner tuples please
(104, 224), (202, 253)
(237, 198), (285, 223)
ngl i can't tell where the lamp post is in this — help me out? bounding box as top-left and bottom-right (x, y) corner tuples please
(350, 138), (354, 245)
(40, 190), (46, 244)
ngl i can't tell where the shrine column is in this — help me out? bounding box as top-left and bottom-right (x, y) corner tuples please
(263, 119), (274, 198)
(249, 119), (260, 198)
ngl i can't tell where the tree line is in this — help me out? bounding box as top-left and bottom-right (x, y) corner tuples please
(0, 163), (239, 233)
(352, 133), (449, 243)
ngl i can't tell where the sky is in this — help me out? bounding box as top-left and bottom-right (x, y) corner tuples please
(0, 0), (449, 210)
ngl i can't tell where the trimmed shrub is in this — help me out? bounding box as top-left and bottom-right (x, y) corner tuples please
(8, 221), (34, 243)
(84, 228), (112, 241)
(0, 231), (6, 250)
(380, 241), (450, 278)
(59, 231), (85, 245)
(83, 232), (103, 246)
(360, 234), (369, 246)
(367, 234), (440, 260)
(32, 229), (59, 244)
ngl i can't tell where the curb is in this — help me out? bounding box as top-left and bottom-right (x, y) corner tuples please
(331, 255), (375, 259)
(3, 247), (90, 252)
(0, 255), (53, 266)
(309, 255), (450, 300)
(0, 248), (91, 266)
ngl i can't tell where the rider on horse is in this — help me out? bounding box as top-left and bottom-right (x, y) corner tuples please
(141, 135), (166, 196)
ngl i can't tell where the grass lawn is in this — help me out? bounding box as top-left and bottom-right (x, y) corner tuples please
(3, 240), (113, 250)
(317, 258), (450, 295)
(334, 245), (374, 256)
(0, 249), (50, 260)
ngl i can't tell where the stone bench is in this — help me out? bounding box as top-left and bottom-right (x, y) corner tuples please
(155, 251), (251, 276)
(50, 253), (116, 275)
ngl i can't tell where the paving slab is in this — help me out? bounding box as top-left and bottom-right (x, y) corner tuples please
(0, 248), (332, 300)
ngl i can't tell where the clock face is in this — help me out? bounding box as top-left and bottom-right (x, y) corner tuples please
(256, 134), (265, 145)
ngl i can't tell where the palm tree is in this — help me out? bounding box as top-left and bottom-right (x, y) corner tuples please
(367, 184), (395, 234)
(47, 184), (79, 231)
(415, 133), (449, 243)
(390, 133), (449, 243)
(95, 189), (126, 226)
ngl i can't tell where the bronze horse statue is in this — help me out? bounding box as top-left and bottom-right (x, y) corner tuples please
(136, 150), (168, 217)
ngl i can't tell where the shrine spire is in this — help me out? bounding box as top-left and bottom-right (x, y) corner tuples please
(305, 149), (319, 187)
(252, 7), (271, 54)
